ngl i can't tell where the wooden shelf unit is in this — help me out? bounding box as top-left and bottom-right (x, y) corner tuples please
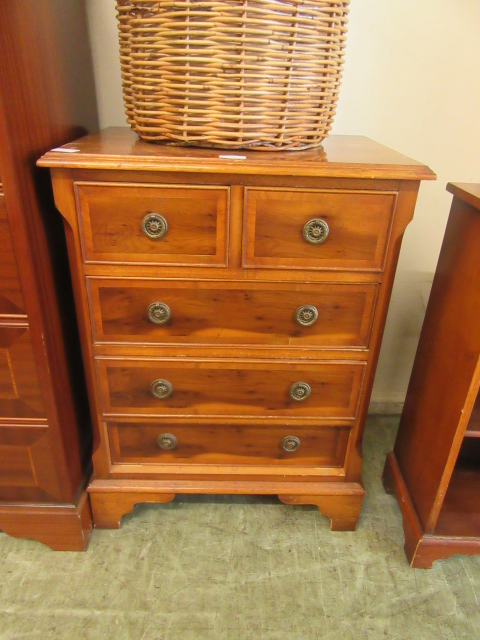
(384, 183), (480, 568)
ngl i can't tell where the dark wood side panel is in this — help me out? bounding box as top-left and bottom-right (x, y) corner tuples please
(394, 195), (480, 532)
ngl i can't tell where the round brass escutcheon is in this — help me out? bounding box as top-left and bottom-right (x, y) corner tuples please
(295, 305), (318, 327)
(282, 436), (301, 453)
(289, 381), (311, 402)
(151, 378), (173, 399)
(303, 218), (329, 245)
(142, 212), (168, 239)
(157, 433), (177, 450)
(147, 302), (171, 325)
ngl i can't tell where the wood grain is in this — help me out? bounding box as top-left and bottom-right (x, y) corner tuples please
(75, 182), (229, 265)
(98, 358), (365, 420)
(109, 422), (350, 468)
(0, 193), (25, 315)
(38, 128), (436, 181)
(244, 188), (396, 271)
(89, 278), (378, 348)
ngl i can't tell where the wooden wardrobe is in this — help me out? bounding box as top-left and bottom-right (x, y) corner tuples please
(0, 1), (98, 549)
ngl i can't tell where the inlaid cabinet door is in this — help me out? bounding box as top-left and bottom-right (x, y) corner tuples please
(0, 424), (63, 502)
(0, 193), (25, 316)
(0, 323), (45, 420)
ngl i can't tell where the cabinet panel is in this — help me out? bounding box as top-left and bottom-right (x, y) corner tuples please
(0, 323), (45, 419)
(0, 423), (63, 501)
(0, 193), (25, 315)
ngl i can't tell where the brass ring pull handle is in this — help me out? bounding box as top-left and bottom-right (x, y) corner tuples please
(289, 381), (311, 402)
(295, 305), (318, 327)
(147, 302), (171, 325)
(151, 379), (173, 399)
(282, 436), (301, 452)
(142, 212), (168, 239)
(157, 433), (177, 450)
(303, 218), (329, 244)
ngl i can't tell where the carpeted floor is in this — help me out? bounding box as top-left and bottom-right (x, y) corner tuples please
(1, 415), (479, 639)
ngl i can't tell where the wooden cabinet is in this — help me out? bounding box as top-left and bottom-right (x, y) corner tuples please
(39, 129), (434, 531)
(384, 183), (480, 568)
(0, 1), (97, 550)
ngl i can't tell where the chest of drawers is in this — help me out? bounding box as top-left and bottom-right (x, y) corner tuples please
(39, 128), (434, 531)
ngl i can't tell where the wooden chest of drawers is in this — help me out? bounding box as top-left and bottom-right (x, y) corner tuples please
(39, 128), (434, 530)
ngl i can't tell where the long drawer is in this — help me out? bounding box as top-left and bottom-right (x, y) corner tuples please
(74, 182), (229, 266)
(108, 421), (351, 468)
(97, 358), (365, 419)
(244, 187), (396, 270)
(88, 278), (378, 349)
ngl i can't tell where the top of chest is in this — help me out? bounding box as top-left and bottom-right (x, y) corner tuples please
(38, 128), (435, 182)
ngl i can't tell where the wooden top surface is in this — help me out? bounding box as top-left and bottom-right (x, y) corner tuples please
(447, 183), (480, 211)
(38, 127), (435, 181)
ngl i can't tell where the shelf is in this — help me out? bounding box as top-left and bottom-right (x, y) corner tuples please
(465, 392), (480, 438)
(435, 439), (480, 538)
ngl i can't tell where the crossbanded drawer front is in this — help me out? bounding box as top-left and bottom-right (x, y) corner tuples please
(88, 279), (378, 349)
(97, 359), (365, 420)
(244, 188), (396, 270)
(108, 422), (351, 468)
(74, 182), (229, 265)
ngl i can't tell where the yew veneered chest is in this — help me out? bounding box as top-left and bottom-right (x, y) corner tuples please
(39, 128), (435, 531)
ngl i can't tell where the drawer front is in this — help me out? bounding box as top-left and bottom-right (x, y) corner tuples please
(0, 194), (25, 315)
(0, 324), (45, 419)
(244, 188), (396, 270)
(89, 279), (378, 349)
(74, 182), (229, 265)
(97, 359), (365, 419)
(109, 422), (351, 468)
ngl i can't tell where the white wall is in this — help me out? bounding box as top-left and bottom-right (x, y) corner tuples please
(85, 0), (480, 410)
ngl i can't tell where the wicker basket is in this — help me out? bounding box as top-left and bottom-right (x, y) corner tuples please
(116, 0), (350, 150)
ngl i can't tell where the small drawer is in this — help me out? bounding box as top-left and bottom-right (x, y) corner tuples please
(97, 358), (365, 420)
(88, 278), (378, 349)
(74, 182), (229, 266)
(0, 323), (45, 420)
(0, 194), (25, 315)
(244, 187), (396, 271)
(108, 422), (351, 468)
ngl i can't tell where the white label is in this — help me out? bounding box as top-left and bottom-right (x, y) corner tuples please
(52, 147), (80, 153)
(218, 154), (247, 160)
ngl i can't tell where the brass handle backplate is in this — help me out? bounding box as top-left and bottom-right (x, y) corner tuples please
(295, 305), (318, 327)
(282, 436), (301, 452)
(157, 433), (177, 450)
(147, 302), (171, 325)
(142, 212), (168, 239)
(303, 218), (329, 245)
(151, 378), (173, 399)
(289, 381), (311, 402)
